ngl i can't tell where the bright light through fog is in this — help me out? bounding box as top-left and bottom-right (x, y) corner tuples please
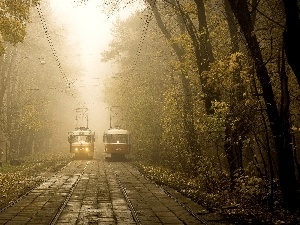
(48, 0), (142, 95)
(47, 0), (116, 133)
(50, 0), (112, 79)
(47, 0), (143, 133)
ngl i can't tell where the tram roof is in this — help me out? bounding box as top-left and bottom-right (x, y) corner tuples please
(69, 129), (93, 135)
(104, 128), (129, 135)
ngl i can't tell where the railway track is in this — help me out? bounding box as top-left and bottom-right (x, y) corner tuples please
(108, 161), (226, 225)
(49, 161), (89, 224)
(0, 160), (92, 224)
(113, 169), (141, 225)
(162, 186), (209, 225)
(0, 162), (71, 215)
(0, 155), (231, 224)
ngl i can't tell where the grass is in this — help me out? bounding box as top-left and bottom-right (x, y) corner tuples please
(134, 162), (300, 225)
(0, 151), (71, 209)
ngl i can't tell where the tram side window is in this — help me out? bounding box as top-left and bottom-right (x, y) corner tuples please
(107, 134), (128, 143)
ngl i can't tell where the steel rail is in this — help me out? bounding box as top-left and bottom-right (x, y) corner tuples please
(108, 162), (141, 225)
(121, 162), (210, 225)
(49, 161), (90, 225)
(114, 172), (141, 225)
(0, 162), (71, 214)
(162, 186), (209, 225)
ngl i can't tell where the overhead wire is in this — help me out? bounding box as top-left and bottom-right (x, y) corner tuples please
(131, 6), (153, 70)
(97, 0), (151, 72)
(35, 2), (75, 91)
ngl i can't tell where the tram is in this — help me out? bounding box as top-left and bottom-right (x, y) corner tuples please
(68, 108), (95, 159)
(68, 127), (95, 159)
(103, 127), (130, 159)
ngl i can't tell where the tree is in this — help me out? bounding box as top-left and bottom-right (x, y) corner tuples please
(0, 0), (40, 55)
(1, 0), (78, 157)
(145, 0), (202, 163)
(227, 0), (297, 211)
(98, 0), (300, 214)
(102, 14), (167, 164)
(282, 0), (300, 86)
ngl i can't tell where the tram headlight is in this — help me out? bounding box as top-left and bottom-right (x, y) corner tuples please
(85, 147), (89, 151)
(75, 148), (78, 152)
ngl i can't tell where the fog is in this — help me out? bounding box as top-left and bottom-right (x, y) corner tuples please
(48, 0), (114, 139)
(0, 0), (136, 153)
(27, 0), (136, 150)
(1, 1), (300, 221)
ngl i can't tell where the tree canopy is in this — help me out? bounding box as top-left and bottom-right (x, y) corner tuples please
(102, 0), (300, 219)
(0, 0), (40, 55)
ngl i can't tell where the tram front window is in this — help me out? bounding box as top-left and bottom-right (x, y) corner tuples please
(107, 134), (127, 143)
(86, 136), (91, 142)
(74, 136), (91, 142)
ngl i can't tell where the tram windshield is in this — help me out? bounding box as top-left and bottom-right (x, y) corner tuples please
(106, 134), (128, 143)
(72, 135), (92, 142)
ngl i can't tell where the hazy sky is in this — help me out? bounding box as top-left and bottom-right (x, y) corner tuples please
(45, 0), (142, 136)
(49, 0), (113, 84)
(47, 0), (115, 135)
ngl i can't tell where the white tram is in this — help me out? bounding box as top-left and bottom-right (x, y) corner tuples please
(103, 127), (130, 159)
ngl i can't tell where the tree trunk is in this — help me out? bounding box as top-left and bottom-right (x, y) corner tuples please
(228, 0), (297, 211)
(0, 48), (15, 110)
(193, 0), (220, 114)
(147, 0), (201, 156)
(282, 0), (300, 86)
(223, 0), (249, 187)
(224, 0), (239, 53)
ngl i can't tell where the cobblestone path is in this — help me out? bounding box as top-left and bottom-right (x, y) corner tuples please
(0, 155), (232, 225)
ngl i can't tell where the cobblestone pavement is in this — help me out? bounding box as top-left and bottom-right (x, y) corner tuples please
(0, 155), (233, 225)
